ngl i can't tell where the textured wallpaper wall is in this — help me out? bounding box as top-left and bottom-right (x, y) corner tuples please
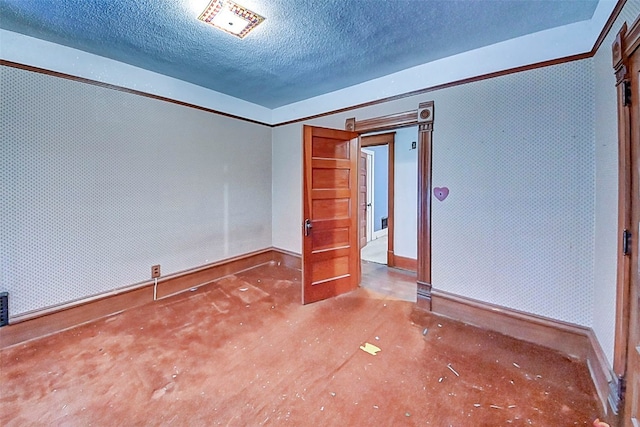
(429, 59), (595, 326)
(0, 66), (272, 317)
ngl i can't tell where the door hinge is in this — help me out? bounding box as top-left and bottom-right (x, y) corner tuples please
(623, 229), (632, 255)
(623, 80), (632, 106)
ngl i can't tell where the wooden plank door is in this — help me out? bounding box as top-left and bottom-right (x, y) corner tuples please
(624, 32), (640, 427)
(303, 125), (360, 304)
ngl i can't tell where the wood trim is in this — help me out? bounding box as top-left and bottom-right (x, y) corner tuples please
(0, 60), (272, 128)
(156, 249), (275, 299)
(347, 111), (418, 133)
(613, 20), (632, 379)
(0, 248), (291, 349)
(613, 23), (628, 75)
(624, 14), (640, 57)
(272, 247), (303, 270)
(0, 286), (153, 351)
(431, 289), (614, 415)
(361, 132), (395, 267)
(392, 255), (417, 272)
(615, 15), (640, 423)
(416, 101), (434, 310)
(592, 0), (628, 55)
(279, 53), (593, 128)
(387, 251), (395, 267)
(432, 289), (593, 357)
(612, 17), (640, 391)
(347, 102), (433, 309)
(388, 138), (395, 268)
(586, 329), (618, 417)
(360, 132), (397, 146)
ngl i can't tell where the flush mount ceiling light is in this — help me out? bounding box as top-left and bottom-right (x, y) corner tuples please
(198, 0), (265, 39)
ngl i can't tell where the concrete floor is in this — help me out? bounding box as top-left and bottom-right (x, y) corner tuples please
(0, 262), (604, 425)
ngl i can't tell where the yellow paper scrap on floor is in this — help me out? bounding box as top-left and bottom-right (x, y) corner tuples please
(360, 342), (381, 355)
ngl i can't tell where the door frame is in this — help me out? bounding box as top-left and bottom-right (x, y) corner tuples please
(361, 148), (375, 244)
(361, 133), (394, 266)
(347, 100), (434, 309)
(612, 16), (640, 420)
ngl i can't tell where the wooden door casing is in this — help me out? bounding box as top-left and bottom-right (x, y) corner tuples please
(303, 126), (360, 304)
(624, 28), (639, 427)
(361, 133), (395, 267)
(359, 150), (368, 249)
(613, 17), (640, 426)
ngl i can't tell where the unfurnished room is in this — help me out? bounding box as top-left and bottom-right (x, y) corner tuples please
(1, 0), (639, 425)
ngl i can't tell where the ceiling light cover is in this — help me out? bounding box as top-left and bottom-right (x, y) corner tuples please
(198, 0), (265, 39)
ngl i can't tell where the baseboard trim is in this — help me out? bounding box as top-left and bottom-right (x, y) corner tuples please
(156, 248), (275, 299)
(393, 255), (417, 272)
(431, 288), (614, 415)
(271, 247), (302, 270)
(0, 247), (295, 349)
(372, 228), (388, 240)
(387, 251), (417, 272)
(585, 329), (617, 416)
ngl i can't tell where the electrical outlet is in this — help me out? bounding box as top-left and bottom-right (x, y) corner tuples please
(0, 292), (8, 327)
(151, 264), (161, 279)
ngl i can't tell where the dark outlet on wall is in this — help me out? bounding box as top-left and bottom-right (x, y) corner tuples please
(0, 292), (8, 327)
(151, 265), (161, 279)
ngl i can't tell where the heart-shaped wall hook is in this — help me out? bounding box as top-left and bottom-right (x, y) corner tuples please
(434, 187), (449, 201)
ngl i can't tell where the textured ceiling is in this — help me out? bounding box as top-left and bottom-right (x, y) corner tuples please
(0, 0), (599, 108)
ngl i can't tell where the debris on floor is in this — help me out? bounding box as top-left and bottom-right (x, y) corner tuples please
(359, 342), (381, 355)
(447, 363), (460, 377)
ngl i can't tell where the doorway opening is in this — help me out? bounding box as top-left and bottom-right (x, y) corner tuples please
(346, 100), (434, 309)
(360, 133), (393, 265)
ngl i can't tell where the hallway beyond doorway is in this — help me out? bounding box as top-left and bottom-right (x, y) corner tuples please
(361, 235), (387, 264)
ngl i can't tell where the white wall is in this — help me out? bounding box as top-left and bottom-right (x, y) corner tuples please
(271, 125), (302, 252)
(591, 0), (640, 367)
(0, 29), (273, 124)
(1, 65), (272, 317)
(393, 127), (418, 258)
(272, 58), (596, 328)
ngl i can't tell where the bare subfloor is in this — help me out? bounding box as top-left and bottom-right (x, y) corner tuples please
(1, 263), (603, 426)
